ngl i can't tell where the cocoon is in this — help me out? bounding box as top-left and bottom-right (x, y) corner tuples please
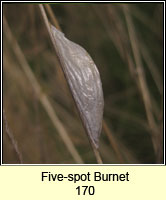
(50, 25), (104, 148)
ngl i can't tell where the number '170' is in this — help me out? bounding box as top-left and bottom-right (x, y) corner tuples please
(76, 186), (95, 195)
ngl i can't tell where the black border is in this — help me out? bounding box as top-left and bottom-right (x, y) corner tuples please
(1, 1), (165, 166)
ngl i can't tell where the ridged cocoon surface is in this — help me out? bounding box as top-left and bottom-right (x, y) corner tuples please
(50, 25), (104, 148)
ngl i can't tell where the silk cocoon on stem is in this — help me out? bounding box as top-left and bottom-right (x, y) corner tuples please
(50, 25), (104, 148)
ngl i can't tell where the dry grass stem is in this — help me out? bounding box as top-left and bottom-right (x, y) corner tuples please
(45, 4), (62, 31)
(140, 42), (163, 95)
(123, 5), (161, 159)
(103, 121), (124, 163)
(3, 110), (23, 163)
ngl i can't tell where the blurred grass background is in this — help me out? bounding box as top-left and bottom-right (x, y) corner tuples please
(3, 3), (163, 164)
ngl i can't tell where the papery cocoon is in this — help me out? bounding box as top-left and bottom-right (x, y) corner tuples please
(50, 25), (104, 148)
